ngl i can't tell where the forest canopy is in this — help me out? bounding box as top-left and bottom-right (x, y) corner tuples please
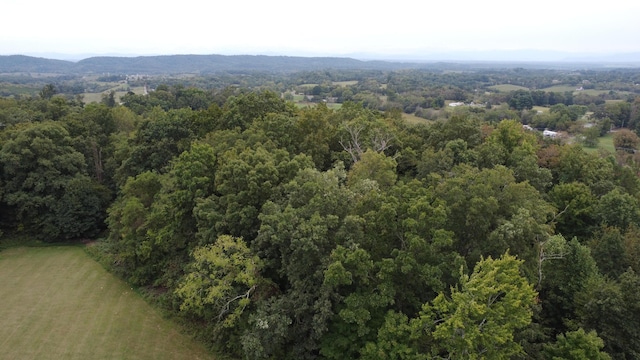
(2, 65), (640, 359)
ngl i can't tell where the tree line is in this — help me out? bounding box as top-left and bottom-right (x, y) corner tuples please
(3, 83), (640, 359)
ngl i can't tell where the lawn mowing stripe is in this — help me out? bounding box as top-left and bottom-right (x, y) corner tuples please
(0, 246), (214, 360)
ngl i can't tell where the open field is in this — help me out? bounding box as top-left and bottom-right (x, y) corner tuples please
(333, 80), (358, 86)
(541, 85), (576, 92)
(402, 112), (431, 126)
(0, 246), (214, 360)
(0, 83), (40, 97)
(579, 89), (613, 96)
(83, 86), (145, 104)
(487, 84), (529, 92)
(532, 106), (549, 113)
(294, 101), (342, 110)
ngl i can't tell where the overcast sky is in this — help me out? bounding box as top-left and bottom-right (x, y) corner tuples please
(2, 0), (640, 60)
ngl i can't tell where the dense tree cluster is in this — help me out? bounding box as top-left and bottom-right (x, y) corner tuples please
(3, 79), (640, 359)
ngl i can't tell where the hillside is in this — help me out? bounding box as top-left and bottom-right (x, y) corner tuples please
(3, 53), (630, 76)
(0, 54), (425, 75)
(0, 55), (75, 73)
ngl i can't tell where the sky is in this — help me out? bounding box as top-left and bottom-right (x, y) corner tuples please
(2, 0), (640, 61)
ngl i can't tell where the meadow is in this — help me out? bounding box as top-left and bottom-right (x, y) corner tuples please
(0, 246), (214, 360)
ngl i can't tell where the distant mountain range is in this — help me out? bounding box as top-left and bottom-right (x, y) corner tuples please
(1, 52), (640, 75)
(0, 54), (423, 74)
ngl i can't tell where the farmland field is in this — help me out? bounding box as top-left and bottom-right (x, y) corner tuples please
(0, 246), (214, 360)
(487, 84), (529, 92)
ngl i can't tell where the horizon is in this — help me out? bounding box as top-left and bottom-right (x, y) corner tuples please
(5, 50), (640, 65)
(2, 0), (639, 64)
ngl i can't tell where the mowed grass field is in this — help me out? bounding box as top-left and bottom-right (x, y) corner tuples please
(0, 246), (214, 360)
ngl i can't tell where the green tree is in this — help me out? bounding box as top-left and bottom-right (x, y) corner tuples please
(101, 90), (117, 108)
(106, 171), (163, 284)
(415, 253), (537, 359)
(574, 271), (640, 358)
(554, 145), (615, 195)
(175, 235), (262, 327)
(588, 226), (629, 278)
(538, 237), (598, 335)
(0, 121), (107, 240)
(613, 128), (640, 151)
(595, 188), (640, 230)
(116, 108), (196, 184)
(347, 149), (397, 189)
(220, 90), (292, 131)
(582, 125), (601, 148)
(508, 90), (534, 111)
(39, 83), (57, 100)
(295, 103), (338, 170)
(194, 145), (313, 243)
(245, 165), (352, 359)
(435, 164), (553, 269)
(548, 182), (597, 240)
(63, 103), (117, 184)
(426, 114), (482, 150)
(543, 328), (611, 360)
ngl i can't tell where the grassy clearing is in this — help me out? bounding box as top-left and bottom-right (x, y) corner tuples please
(541, 85), (576, 92)
(532, 106), (549, 113)
(402, 113), (430, 126)
(83, 86), (144, 104)
(82, 92), (105, 103)
(0, 83), (40, 97)
(579, 89), (611, 96)
(0, 246), (214, 360)
(598, 132), (615, 153)
(583, 132), (615, 154)
(294, 101), (342, 110)
(487, 84), (529, 92)
(333, 80), (358, 87)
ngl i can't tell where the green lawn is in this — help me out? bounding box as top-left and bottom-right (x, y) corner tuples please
(583, 132), (615, 154)
(0, 246), (214, 360)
